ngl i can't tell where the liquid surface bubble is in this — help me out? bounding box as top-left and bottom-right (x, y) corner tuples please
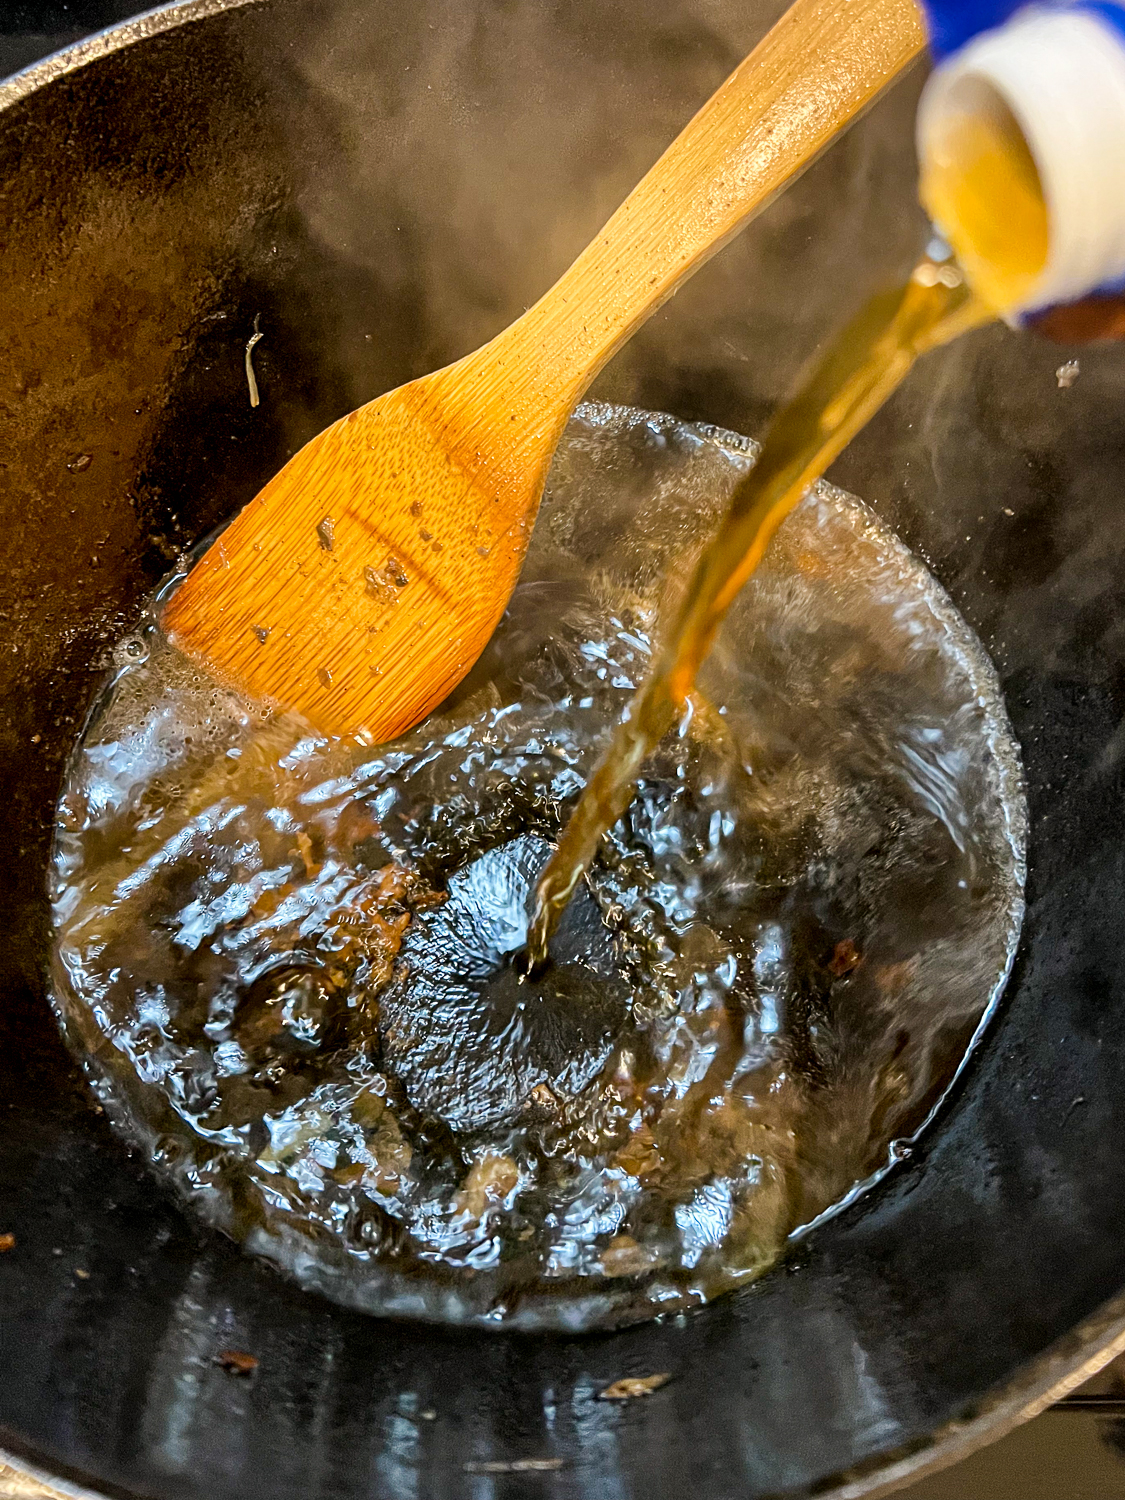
(50, 402), (1026, 1331)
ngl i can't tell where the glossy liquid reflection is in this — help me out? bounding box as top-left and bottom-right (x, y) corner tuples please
(51, 403), (1024, 1330)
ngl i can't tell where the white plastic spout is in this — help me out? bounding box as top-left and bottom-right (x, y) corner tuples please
(917, 3), (1125, 320)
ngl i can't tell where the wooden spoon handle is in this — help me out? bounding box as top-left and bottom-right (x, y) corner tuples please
(498, 0), (925, 410)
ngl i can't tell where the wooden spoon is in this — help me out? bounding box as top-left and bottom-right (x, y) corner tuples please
(163, 0), (924, 742)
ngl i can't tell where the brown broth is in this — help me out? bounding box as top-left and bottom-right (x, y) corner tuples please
(51, 389), (1023, 1331)
(527, 257), (994, 966)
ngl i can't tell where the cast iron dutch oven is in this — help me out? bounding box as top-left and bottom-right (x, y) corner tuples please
(2, 1), (1125, 1495)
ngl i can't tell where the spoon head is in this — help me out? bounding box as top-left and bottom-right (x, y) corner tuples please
(162, 375), (550, 741)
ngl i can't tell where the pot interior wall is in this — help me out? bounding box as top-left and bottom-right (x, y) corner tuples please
(2, 2), (1125, 1498)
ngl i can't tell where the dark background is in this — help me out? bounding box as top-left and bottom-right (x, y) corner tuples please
(0, 0), (140, 77)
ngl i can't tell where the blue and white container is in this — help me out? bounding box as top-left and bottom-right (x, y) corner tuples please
(916, 0), (1125, 324)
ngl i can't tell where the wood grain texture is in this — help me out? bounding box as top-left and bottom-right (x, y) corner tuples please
(163, 0), (926, 741)
(0, 1464), (69, 1500)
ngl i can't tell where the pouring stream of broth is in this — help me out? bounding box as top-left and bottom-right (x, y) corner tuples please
(526, 253), (994, 968)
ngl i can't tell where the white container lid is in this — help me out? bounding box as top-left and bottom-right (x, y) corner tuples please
(917, 4), (1125, 315)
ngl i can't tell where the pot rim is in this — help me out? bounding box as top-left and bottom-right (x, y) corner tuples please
(0, 0), (261, 111)
(0, 3), (1121, 1497)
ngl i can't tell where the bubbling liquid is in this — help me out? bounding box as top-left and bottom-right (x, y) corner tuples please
(51, 403), (1025, 1331)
